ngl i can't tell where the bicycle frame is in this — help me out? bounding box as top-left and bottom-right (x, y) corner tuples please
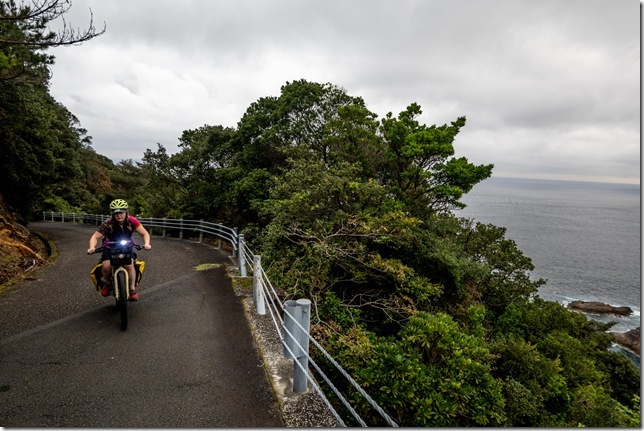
(90, 239), (142, 330)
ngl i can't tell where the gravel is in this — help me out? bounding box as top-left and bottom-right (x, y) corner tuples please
(228, 266), (340, 428)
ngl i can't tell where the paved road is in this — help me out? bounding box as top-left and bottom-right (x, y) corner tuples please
(0, 222), (284, 427)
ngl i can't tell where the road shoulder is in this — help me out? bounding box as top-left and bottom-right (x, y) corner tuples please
(227, 264), (340, 428)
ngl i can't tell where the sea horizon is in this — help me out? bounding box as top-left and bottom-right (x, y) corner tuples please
(490, 174), (641, 188)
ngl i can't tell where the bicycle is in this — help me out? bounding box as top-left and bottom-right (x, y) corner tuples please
(88, 239), (145, 330)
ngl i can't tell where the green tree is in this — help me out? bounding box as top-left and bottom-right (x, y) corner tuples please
(491, 299), (640, 426)
(140, 144), (187, 218)
(224, 80), (374, 227)
(258, 157), (438, 324)
(233, 80), (369, 170)
(0, 83), (98, 218)
(377, 103), (493, 216)
(0, 0), (104, 219)
(138, 125), (237, 221)
(351, 312), (506, 427)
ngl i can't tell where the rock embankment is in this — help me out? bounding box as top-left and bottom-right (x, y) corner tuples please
(0, 195), (49, 287)
(568, 300), (633, 316)
(610, 327), (640, 355)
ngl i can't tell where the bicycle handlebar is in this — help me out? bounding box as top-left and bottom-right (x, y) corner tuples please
(87, 240), (145, 255)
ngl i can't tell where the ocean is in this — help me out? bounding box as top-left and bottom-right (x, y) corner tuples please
(456, 176), (641, 334)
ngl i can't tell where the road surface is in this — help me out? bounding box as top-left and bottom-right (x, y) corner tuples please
(0, 221), (284, 427)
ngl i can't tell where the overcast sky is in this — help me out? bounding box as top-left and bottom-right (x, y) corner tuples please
(48, 0), (640, 184)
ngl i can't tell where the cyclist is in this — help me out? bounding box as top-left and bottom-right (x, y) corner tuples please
(87, 199), (151, 301)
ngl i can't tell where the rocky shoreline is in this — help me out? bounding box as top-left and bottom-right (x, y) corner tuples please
(567, 301), (639, 357)
(609, 327), (640, 356)
(567, 300), (633, 316)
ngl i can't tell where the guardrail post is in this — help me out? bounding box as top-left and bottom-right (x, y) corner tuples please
(162, 218), (167, 237)
(198, 219), (204, 243)
(283, 299), (312, 393)
(238, 234), (246, 277)
(253, 255), (265, 315)
(50, 211), (54, 222)
(179, 218), (184, 239)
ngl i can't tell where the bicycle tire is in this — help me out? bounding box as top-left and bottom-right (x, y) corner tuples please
(116, 270), (128, 330)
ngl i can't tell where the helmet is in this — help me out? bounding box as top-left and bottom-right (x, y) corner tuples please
(109, 199), (129, 214)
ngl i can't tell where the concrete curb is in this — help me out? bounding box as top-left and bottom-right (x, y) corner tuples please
(227, 264), (340, 427)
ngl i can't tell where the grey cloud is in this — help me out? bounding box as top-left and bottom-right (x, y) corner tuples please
(49, 0), (639, 184)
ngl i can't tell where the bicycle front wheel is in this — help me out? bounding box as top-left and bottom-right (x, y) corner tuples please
(116, 270), (128, 330)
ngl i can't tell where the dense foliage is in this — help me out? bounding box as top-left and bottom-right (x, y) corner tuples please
(2, 1), (639, 426)
(136, 80), (642, 427)
(0, 0), (113, 218)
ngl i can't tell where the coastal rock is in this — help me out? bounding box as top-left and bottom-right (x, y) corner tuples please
(567, 300), (633, 316)
(610, 327), (640, 356)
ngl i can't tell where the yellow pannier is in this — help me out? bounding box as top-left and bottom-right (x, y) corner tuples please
(89, 260), (146, 289)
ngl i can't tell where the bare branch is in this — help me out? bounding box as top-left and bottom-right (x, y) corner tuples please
(0, 0), (106, 48)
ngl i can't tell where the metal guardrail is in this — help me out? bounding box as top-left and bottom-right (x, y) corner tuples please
(42, 211), (241, 270)
(43, 211), (398, 427)
(240, 239), (399, 427)
(42, 211), (237, 248)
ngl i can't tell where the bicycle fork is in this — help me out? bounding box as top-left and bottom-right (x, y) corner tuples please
(113, 266), (130, 300)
